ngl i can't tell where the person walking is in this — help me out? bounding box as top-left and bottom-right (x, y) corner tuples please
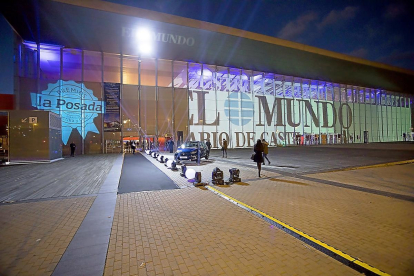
(131, 141), (136, 154)
(70, 141), (76, 157)
(206, 139), (212, 157)
(262, 138), (270, 165)
(253, 139), (264, 177)
(222, 138), (228, 158)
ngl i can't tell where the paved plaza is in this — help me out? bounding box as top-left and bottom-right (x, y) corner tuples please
(0, 143), (413, 275)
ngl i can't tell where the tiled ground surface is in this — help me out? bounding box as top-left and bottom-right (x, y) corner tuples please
(0, 197), (95, 276)
(308, 163), (414, 196)
(0, 154), (119, 202)
(211, 169), (414, 276)
(105, 188), (358, 276)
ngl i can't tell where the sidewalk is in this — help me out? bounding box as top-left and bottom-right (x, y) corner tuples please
(0, 148), (413, 275)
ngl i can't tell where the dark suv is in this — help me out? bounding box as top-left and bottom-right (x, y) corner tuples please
(174, 141), (209, 162)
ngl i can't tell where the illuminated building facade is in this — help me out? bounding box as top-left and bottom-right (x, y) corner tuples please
(0, 0), (413, 156)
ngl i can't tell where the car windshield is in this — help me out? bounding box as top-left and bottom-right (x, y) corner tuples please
(183, 141), (199, 148)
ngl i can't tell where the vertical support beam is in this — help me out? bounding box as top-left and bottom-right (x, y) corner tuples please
(101, 52), (105, 153)
(120, 52), (123, 153)
(155, 58), (158, 146)
(171, 61), (175, 148)
(81, 50), (85, 155)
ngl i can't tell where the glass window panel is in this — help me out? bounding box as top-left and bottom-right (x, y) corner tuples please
(174, 88), (189, 141)
(84, 81), (103, 154)
(140, 86), (156, 135)
(346, 86), (353, 102)
(326, 83), (333, 101)
(275, 75), (284, 97)
(229, 68), (241, 92)
(140, 57), (155, 86)
(241, 70), (252, 93)
(188, 63), (202, 90)
(252, 71), (263, 94)
(284, 76), (293, 98)
(204, 64), (216, 91)
(333, 84), (340, 102)
(121, 84), (139, 137)
(158, 87), (173, 137)
(122, 55), (138, 85)
(216, 66), (229, 92)
(299, 79), (307, 99)
(157, 59), (172, 87)
(318, 81), (326, 100)
(21, 42), (38, 78)
(264, 73), (274, 95)
(173, 61), (187, 88)
(340, 84), (347, 102)
(104, 53), (120, 83)
(40, 47), (61, 80)
(359, 88), (364, 103)
(84, 51), (102, 82)
(310, 80), (318, 100)
(62, 48), (81, 81)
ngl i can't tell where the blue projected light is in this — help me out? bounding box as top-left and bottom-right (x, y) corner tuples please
(31, 80), (105, 145)
(224, 92), (253, 126)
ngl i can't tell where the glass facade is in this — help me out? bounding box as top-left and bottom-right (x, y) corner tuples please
(17, 41), (413, 153)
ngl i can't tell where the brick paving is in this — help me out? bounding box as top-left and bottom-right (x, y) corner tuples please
(0, 197), (95, 276)
(105, 188), (357, 276)
(0, 145), (413, 275)
(211, 166), (414, 275)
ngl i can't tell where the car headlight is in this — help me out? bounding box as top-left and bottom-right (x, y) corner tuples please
(191, 150), (197, 154)
(176, 149), (182, 153)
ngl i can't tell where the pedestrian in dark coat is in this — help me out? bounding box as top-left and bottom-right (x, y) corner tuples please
(169, 139), (174, 153)
(253, 139), (264, 177)
(131, 141), (136, 154)
(70, 141), (76, 157)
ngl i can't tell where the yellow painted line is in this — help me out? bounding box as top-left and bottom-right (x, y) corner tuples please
(207, 186), (391, 276)
(322, 159), (414, 174)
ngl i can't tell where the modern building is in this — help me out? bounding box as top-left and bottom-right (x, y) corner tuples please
(1, 0), (413, 157)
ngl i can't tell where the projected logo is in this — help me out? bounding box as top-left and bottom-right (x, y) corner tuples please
(31, 80), (105, 145)
(224, 92), (254, 126)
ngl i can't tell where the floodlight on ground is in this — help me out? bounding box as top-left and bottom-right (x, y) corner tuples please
(170, 161), (177, 171)
(228, 168), (241, 183)
(180, 165), (187, 177)
(211, 167), (224, 185)
(185, 168), (196, 180)
(164, 158), (169, 166)
(157, 155), (164, 163)
(145, 150), (150, 155)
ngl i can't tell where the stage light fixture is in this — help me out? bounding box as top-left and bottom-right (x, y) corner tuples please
(185, 168), (196, 179)
(171, 161), (178, 171)
(180, 165), (187, 177)
(164, 158), (169, 166)
(211, 167), (224, 185)
(228, 168), (241, 183)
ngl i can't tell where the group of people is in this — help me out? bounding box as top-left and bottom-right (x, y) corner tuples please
(253, 139), (271, 178)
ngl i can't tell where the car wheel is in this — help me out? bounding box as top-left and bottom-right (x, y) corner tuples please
(205, 154), (209, 160)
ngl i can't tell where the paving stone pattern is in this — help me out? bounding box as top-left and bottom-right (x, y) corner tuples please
(0, 154), (119, 202)
(212, 170), (414, 275)
(105, 188), (358, 276)
(0, 197), (95, 276)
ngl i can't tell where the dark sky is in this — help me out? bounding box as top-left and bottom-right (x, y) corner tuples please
(107, 0), (414, 71)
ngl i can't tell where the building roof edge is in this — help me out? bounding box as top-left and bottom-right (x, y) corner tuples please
(54, 0), (414, 76)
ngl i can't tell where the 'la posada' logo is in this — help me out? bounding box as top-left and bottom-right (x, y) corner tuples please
(31, 80), (105, 145)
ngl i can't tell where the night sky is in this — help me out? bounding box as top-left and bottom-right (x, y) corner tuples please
(106, 0), (414, 71)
